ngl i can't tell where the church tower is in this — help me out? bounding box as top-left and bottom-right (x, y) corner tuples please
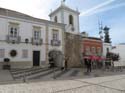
(49, 0), (81, 67)
(49, 0), (80, 35)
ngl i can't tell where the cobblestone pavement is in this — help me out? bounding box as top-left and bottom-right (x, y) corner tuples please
(9, 67), (125, 81)
(0, 70), (13, 82)
(0, 74), (125, 93)
(0, 67), (125, 92)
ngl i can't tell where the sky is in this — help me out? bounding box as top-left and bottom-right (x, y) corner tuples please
(0, 0), (125, 45)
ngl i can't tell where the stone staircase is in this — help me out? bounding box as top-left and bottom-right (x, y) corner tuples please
(10, 67), (83, 81)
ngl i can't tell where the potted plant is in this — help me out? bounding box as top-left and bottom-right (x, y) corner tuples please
(3, 58), (11, 70)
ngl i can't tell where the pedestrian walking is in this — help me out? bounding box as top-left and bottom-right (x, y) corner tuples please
(87, 59), (92, 73)
(65, 57), (69, 70)
(60, 55), (65, 71)
(84, 58), (88, 68)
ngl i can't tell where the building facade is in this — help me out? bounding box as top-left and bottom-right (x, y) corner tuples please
(0, 8), (65, 69)
(103, 43), (112, 57)
(49, 1), (80, 35)
(49, 1), (82, 67)
(82, 37), (103, 57)
(111, 44), (125, 62)
(0, 1), (82, 68)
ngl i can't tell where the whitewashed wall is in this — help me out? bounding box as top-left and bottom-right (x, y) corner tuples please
(63, 10), (79, 34)
(50, 8), (79, 35)
(50, 11), (62, 23)
(0, 15), (64, 68)
(48, 25), (63, 53)
(111, 44), (125, 62)
(103, 43), (112, 57)
(0, 16), (46, 68)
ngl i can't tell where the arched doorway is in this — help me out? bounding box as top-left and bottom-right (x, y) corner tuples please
(48, 50), (64, 67)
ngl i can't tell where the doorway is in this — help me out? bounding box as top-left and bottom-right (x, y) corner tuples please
(33, 51), (40, 66)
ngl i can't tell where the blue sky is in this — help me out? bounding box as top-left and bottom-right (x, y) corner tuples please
(0, 0), (125, 45)
(65, 0), (125, 45)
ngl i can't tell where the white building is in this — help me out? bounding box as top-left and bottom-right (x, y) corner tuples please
(49, 1), (81, 67)
(0, 8), (65, 69)
(111, 44), (125, 62)
(49, 1), (80, 34)
(103, 43), (112, 57)
(0, 1), (80, 69)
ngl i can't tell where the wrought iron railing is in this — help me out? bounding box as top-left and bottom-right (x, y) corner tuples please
(6, 35), (21, 44)
(51, 40), (61, 46)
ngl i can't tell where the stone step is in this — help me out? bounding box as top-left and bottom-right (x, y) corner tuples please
(12, 68), (50, 80)
(15, 68), (53, 80)
(54, 69), (70, 78)
(11, 67), (42, 74)
(12, 67), (48, 77)
(28, 68), (60, 80)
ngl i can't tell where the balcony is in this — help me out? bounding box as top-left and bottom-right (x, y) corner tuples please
(6, 35), (21, 44)
(51, 40), (61, 46)
(31, 38), (43, 45)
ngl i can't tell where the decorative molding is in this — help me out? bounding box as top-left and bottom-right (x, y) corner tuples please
(9, 22), (19, 25)
(33, 26), (41, 29)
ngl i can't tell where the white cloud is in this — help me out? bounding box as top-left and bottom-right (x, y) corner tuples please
(0, 0), (58, 19)
(82, 3), (125, 17)
(80, 0), (116, 16)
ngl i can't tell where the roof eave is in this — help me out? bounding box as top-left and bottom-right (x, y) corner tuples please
(49, 5), (80, 17)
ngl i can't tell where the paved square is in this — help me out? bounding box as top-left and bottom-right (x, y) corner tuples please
(0, 74), (125, 93)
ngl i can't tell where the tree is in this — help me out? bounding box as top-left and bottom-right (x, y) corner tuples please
(103, 26), (111, 43)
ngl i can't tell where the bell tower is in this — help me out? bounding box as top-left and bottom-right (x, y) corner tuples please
(49, 0), (80, 35)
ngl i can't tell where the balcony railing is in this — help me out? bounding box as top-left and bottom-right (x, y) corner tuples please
(31, 38), (43, 45)
(51, 40), (61, 46)
(6, 35), (21, 44)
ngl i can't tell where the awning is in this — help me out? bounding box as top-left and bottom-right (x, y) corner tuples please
(83, 56), (106, 61)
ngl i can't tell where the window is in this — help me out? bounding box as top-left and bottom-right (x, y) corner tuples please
(91, 47), (96, 55)
(69, 15), (74, 25)
(9, 23), (19, 37)
(52, 29), (59, 40)
(34, 31), (40, 40)
(97, 47), (101, 56)
(54, 16), (58, 23)
(85, 46), (90, 55)
(33, 27), (41, 40)
(22, 49), (28, 58)
(0, 49), (5, 58)
(10, 27), (18, 37)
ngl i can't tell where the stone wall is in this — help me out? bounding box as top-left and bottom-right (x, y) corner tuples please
(64, 32), (82, 67)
